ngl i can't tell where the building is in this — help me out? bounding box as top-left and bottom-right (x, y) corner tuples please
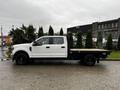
(67, 18), (120, 48)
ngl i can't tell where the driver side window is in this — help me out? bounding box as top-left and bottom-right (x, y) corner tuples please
(36, 37), (49, 45)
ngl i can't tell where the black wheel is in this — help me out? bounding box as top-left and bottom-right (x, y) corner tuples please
(15, 53), (29, 65)
(79, 59), (85, 65)
(84, 54), (96, 66)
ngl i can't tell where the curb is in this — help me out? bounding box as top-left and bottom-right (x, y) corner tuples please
(104, 59), (120, 61)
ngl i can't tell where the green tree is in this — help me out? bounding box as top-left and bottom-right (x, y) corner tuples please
(75, 32), (82, 48)
(20, 24), (28, 42)
(19, 24), (36, 43)
(67, 32), (73, 49)
(106, 34), (112, 50)
(38, 27), (44, 38)
(9, 24), (37, 44)
(85, 31), (93, 48)
(60, 28), (63, 35)
(48, 25), (54, 35)
(26, 25), (36, 43)
(9, 28), (26, 44)
(117, 35), (120, 50)
(21, 24), (27, 31)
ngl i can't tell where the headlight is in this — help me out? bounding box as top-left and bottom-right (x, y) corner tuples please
(11, 47), (14, 51)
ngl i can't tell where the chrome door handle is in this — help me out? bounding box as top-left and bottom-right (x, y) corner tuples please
(61, 46), (65, 48)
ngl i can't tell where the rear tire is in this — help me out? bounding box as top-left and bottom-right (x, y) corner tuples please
(84, 54), (96, 66)
(79, 59), (85, 65)
(15, 53), (29, 65)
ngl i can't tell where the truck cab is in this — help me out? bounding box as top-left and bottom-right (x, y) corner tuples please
(12, 36), (68, 64)
(31, 36), (68, 58)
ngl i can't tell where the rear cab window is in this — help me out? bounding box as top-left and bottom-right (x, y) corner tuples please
(50, 37), (64, 45)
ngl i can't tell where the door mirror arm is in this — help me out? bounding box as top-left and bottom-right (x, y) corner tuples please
(32, 41), (38, 46)
(32, 41), (43, 46)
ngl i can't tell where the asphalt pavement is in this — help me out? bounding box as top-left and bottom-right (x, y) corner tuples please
(0, 47), (8, 60)
(0, 60), (120, 90)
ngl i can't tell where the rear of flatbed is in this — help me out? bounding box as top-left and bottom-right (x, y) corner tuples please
(69, 48), (111, 66)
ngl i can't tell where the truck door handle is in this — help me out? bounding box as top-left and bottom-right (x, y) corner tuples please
(46, 46), (50, 48)
(61, 46), (65, 48)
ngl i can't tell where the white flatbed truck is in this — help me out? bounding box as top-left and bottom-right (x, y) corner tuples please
(11, 36), (111, 66)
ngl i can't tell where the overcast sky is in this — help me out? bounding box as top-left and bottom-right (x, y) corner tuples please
(0, 0), (120, 35)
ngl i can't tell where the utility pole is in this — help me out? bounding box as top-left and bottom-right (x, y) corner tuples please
(1, 26), (3, 48)
(1, 26), (3, 61)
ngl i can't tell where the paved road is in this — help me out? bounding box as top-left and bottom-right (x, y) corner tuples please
(0, 60), (120, 90)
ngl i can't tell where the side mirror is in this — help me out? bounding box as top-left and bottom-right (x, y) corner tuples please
(32, 41), (38, 46)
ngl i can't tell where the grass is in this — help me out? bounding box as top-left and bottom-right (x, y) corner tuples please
(107, 51), (120, 59)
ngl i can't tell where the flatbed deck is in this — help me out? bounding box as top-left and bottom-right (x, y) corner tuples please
(70, 49), (110, 52)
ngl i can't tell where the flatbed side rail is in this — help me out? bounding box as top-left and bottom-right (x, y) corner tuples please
(70, 49), (110, 52)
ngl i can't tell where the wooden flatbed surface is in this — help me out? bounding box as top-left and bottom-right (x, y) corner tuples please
(70, 49), (110, 52)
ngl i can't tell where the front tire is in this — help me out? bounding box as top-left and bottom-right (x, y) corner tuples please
(15, 53), (28, 65)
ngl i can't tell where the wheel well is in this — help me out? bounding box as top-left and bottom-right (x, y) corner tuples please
(13, 51), (29, 61)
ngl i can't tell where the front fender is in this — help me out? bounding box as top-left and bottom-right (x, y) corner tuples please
(12, 50), (30, 61)
(12, 47), (31, 61)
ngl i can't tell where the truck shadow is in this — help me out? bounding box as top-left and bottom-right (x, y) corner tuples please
(11, 60), (109, 77)
(14, 60), (107, 69)
(12, 60), (108, 76)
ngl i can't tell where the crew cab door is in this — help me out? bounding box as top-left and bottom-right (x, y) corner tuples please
(31, 37), (67, 58)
